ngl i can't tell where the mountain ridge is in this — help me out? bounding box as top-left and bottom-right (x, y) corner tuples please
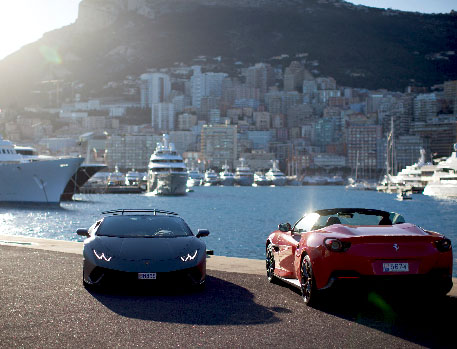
(0, 0), (456, 106)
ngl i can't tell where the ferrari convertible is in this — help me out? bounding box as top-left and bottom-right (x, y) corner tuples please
(77, 209), (209, 290)
(266, 208), (453, 305)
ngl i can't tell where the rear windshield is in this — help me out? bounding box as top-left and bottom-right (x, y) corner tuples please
(96, 216), (193, 238)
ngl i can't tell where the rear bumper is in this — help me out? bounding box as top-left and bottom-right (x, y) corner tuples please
(323, 269), (453, 295)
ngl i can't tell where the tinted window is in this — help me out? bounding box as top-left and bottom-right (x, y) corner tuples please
(96, 216), (193, 238)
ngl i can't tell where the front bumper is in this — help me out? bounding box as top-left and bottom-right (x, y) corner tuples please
(83, 258), (206, 288)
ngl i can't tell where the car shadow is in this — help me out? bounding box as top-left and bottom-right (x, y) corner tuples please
(282, 281), (457, 348)
(88, 275), (283, 326)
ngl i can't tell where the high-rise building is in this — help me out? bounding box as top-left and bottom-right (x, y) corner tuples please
(140, 73), (171, 108)
(346, 124), (382, 177)
(283, 61), (304, 92)
(151, 103), (175, 132)
(106, 134), (157, 171)
(414, 93), (438, 122)
(190, 67), (228, 108)
(201, 124), (237, 168)
(246, 63), (274, 95)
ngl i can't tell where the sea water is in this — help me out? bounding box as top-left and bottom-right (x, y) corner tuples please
(1, 186), (456, 276)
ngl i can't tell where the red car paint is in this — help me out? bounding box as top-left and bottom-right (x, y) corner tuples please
(266, 208), (453, 293)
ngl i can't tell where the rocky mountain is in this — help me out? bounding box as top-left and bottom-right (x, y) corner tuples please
(0, 0), (456, 106)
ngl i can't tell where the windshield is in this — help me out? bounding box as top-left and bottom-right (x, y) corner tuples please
(96, 216), (193, 238)
(310, 209), (404, 230)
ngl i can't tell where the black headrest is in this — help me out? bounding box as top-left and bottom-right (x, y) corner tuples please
(379, 216), (392, 225)
(325, 216), (341, 226)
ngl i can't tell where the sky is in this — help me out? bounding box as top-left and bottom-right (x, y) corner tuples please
(0, 0), (455, 61)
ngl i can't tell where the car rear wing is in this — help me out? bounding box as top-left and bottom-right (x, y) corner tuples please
(102, 209), (179, 216)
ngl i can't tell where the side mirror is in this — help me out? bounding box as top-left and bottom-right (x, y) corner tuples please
(278, 223), (291, 232)
(196, 229), (210, 238)
(76, 228), (90, 237)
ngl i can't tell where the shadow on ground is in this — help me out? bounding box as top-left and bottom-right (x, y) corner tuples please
(89, 275), (287, 326)
(279, 280), (457, 348)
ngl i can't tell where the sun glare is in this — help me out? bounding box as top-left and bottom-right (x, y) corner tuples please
(0, 0), (80, 60)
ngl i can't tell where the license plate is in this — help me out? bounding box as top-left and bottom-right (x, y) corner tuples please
(138, 272), (156, 280)
(383, 263), (409, 273)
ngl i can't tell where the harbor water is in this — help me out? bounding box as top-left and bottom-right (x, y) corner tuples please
(1, 185), (456, 276)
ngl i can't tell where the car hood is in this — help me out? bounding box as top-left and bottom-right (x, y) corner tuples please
(323, 223), (431, 237)
(93, 236), (201, 262)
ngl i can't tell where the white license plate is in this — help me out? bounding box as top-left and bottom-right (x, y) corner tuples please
(383, 263), (409, 273)
(138, 272), (156, 280)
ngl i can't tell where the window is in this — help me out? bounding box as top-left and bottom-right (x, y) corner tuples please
(294, 213), (320, 233)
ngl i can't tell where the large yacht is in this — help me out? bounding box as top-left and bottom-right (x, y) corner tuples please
(423, 144), (457, 198)
(219, 163), (235, 186)
(265, 160), (287, 186)
(0, 135), (84, 204)
(14, 145), (107, 201)
(147, 134), (188, 195)
(234, 158), (254, 186)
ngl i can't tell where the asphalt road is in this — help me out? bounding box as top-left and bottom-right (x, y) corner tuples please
(1, 245), (455, 348)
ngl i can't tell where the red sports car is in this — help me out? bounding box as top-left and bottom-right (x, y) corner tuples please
(266, 208), (453, 305)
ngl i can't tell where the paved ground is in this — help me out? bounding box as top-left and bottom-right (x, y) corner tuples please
(1, 245), (456, 348)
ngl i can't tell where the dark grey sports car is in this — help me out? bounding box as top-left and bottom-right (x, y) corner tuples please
(76, 209), (210, 290)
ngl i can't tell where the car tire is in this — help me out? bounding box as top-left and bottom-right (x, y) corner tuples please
(300, 255), (318, 306)
(266, 244), (277, 283)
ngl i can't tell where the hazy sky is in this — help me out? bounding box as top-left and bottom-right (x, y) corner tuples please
(0, 0), (455, 60)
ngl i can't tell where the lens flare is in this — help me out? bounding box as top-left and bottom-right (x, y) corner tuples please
(39, 45), (62, 64)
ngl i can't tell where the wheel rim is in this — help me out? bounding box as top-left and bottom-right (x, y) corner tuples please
(301, 258), (313, 303)
(266, 247), (275, 280)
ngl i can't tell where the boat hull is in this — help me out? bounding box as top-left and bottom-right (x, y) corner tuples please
(235, 176), (254, 186)
(148, 172), (188, 195)
(0, 158), (84, 204)
(423, 183), (457, 198)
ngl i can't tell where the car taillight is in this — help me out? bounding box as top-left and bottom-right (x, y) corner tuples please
(324, 238), (350, 252)
(435, 238), (452, 252)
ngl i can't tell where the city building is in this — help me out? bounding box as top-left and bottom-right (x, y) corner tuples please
(200, 124), (237, 168)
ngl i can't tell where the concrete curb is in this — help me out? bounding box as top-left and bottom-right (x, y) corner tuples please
(1, 234), (455, 296)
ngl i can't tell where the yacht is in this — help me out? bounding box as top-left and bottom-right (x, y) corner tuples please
(0, 135), (84, 204)
(381, 149), (430, 193)
(219, 163), (235, 186)
(204, 169), (220, 186)
(147, 134), (188, 195)
(265, 160), (287, 186)
(234, 158), (254, 186)
(14, 145), (107, 201)
(254, 172), (270, 186)
(187, 167), (204, 187)
(423, 144), (457, 198)
(125, 169), (143, 186)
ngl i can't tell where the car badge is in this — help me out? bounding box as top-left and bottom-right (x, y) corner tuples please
(393, 244), (399, 251)
(145, 261), (150, 265)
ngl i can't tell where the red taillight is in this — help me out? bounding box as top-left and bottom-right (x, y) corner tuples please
(324, 238), (350, 252)
(435, 238), (452, 252)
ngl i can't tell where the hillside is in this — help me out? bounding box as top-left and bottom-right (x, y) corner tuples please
(0, 0), (456, 106)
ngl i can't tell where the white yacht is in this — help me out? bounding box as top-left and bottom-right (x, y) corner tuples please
(219, 163), (235, 186)
(234, 158), (254, 186)
(187, 167), (204, 187)
(125, 169), (143, 186)
(204, 169), (219, 186)
(385, 149), (430, 193)
(265, 160), (287, 186)
(254, 172), (270, 186)
(147, 134), (188, 195)
(0, 135), (84, 204)
(423, 144), (457, 198)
